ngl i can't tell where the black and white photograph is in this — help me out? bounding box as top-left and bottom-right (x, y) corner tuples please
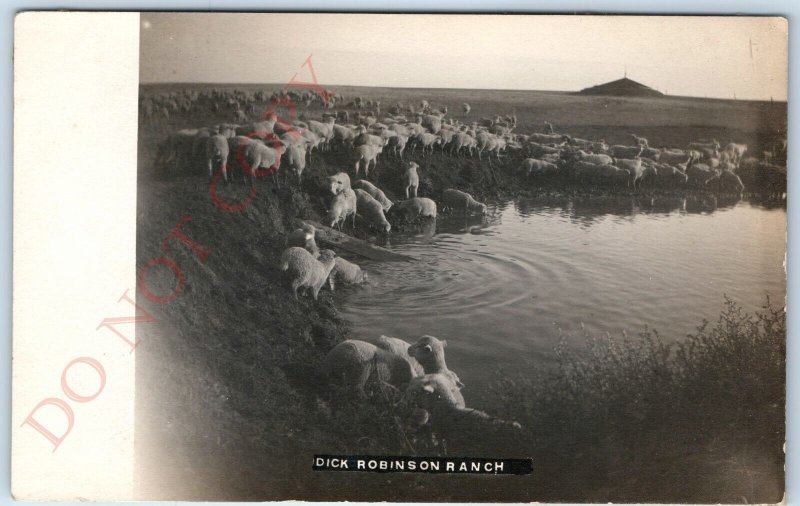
(11, 11), (789, 504)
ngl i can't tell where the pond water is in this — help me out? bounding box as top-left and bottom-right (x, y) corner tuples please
(338, 194), (786, 398)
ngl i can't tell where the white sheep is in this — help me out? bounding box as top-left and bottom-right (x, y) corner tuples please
(462, 103), (471, 115)
(355, 189), (391, 234)
(441, 189), (487, 215)
(375, 336), (425, 377)
(331, 257), (368, 286)
(408, 335), (464, 389)
(386, 134), (409, 160)
(403, 162), (420, 199)
(393, 197), (437, 220)
(630, 134), (649, 148)
(519, 158), (557, 177)
(325, 339), (417, 397)
(282, 142), (307, 183)
(202, 134), (230, 180)
(354, 144), (383, 176)
(352, 180), (393, 211)
(403, 374), (522, 437)
(279, 247), (336, 300)
(411, 132), (441, 156)
(286, 223), (319, 258)
(327, 188), (357, 230)
(328, 172), (351, 195)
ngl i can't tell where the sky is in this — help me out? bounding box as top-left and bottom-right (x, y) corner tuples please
(139, 13), (788, 101)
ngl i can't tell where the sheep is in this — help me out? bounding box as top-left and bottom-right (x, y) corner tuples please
(441, 189), (487, 215)
(408, 335), (464, 389)
(450, 132), (475, 157)
(519, 158), (558, 177)
(685, 160), (718, 188)
(630, 134), (649, 148)
(573, 162), (630, 187)
(286, 223), (319, 258)
(386, 134), (409, 159)
(375, 336), (425, 377)
(279, 247), (336, 300)
(281, 142), (307, 183)
(705, 169), (745, 193)
(403, 374), (522, 440)
(652, 165), (689, 188)
(202, 134), (230, 181)
(614, 157), (654, 189)
(462, 103), (471, 115)
(354, 189), (392, 233)
(609, 145), (644, 159)
(529, 132), (564, 144)
(402, 161), (420, 199)
(327, 188), (357, 230)
(659, 149), (693, 166)
(573, 149), (613, 165)
(392, 197), (437, 220)
(354, 144), (383, 176)
(331, 256), (368, 286)
(721, 143), (748, 166)
(328, 172), (351, 195)
(307, 117), (336, 145)
(411, 132), (441, 156)
(325, 339), (417, 397)
(353, 131), (385, 148)
(421, 114), (443, 134)
(228, 136), (285, 184)
(352, 180), (393, 211)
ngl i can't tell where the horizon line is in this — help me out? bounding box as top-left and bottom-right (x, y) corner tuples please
(137, 81), (787, 103)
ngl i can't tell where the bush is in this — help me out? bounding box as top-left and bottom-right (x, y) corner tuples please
(487, 297), (785, 503)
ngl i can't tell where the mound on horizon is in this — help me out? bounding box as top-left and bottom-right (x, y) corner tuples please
(578, 77), (664, 98)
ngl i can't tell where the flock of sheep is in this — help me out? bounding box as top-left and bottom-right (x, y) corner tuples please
(146, 87), (786, 444)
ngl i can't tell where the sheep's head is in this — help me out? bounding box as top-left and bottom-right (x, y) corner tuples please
(317, 249), (336, 266)
(408, 335), (448, 370)
(328, 172), (351, 195)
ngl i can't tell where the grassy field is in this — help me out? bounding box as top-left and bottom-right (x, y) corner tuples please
(135, 84), (786, 502)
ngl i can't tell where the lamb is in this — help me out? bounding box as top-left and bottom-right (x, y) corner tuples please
(402, 162), (420, 199)
(352, 180), (393, 211)
(441, 189), (487, 215)
(328, 172), (351, 195)
(392, 197), (437, 220)
(519, 158), (558, 177)
(408, 335), (464, 389)
(202, 134), (230, 180)
(327, 188), (357, 229)
(354, 189), (392, 233)
(354, 143), (383, 176)
(279, 247), (336, 300)
(325, 340), (417, 397)
(375, 336), (425, 377)
(286, 223), (319, 258)
(331, 256), (368, 286)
